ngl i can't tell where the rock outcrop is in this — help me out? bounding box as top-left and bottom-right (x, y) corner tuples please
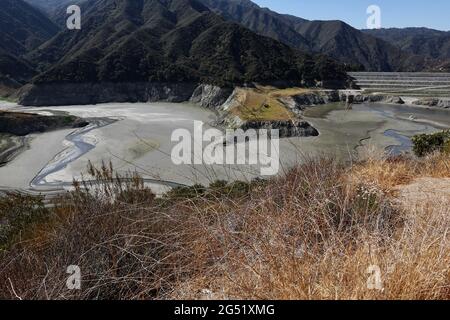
(271, 90), (342, 116)
(17, 82), (234, 108)
(412, 98), (450, 108)
(0, 111), (88, 136)
(385, 96), (405, 104)
(241, 120), (319, 138)
(217, 89), (331, 138)
(17, 82), (200, 107)
(338, 93), (407, 105)
(290, 91), (341, 110)
(189, 85), (234, 109)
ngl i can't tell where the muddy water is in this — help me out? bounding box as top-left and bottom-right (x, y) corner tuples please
(295, 103), (450, 160)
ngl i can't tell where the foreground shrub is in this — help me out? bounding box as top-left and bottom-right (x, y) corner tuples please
(0, 156), (448, 300)
(412, 130), (450, 157)
(0, 193), (49, 250)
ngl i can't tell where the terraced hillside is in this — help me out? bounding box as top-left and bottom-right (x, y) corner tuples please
(349, 72), (450, 97)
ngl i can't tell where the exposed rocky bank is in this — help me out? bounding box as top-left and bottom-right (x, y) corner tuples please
(241, 120), (319, 138)
(0, 111), (88, 136)
(16, 82), (234, 109)
(18, 82), (440, 140)
(412, 98), (450, 109)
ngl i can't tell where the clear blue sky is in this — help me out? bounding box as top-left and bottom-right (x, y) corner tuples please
(253, 0), (450, 31)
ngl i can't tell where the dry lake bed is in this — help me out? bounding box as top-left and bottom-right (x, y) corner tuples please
(1, 101), (449, 195)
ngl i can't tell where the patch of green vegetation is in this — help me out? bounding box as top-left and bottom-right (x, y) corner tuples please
(0, 133), (16, 153)
(62, 115), (77, 124)
(412, 130), (450, 157)
(164, 184), (207, 200)
(0, 133), (10, 149)
(163, 179), (269, 202)
(127, 139), (160, 160)
(0, 193), (50, 250)
(0, 96), (16, 103)
(231, 87), (296, 121)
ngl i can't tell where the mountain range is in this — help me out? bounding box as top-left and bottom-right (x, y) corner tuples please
(7, 0), (351, 106)
(26, 0), (348, 87)
(0, 0), (58, 94)
(2, 0), (450, 103)
(363, 28), (450, 70)
(27, 0), (449, 72)
(197, 0), (435, 72)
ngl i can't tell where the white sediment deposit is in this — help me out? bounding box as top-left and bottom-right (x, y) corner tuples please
(1, 100), (449, 195)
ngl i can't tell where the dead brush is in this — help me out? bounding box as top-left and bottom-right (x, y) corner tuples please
(0, 156), (448, 300)
(349, 150), (450, 195)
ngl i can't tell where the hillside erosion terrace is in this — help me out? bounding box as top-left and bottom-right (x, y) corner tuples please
(349, 72), (450, 98)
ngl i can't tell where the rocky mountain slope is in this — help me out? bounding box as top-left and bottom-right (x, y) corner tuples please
(199, 0), (311, 52)
(0, 0), (58, 92)
(28, 0), (435, 72)
(24, 0), (83, 27)
(18, 0), (349, 106)
(198, 0), (433, 72)
(24, 0), (75, 14)
(0, 0), (58, 56)
(363, 28), (450, 70)
(0, 50), (37, 95)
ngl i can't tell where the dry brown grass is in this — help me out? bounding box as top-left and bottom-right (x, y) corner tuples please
(228, 85), (316, 121)
(0, 155), (449, 300)
(349, 150), (450, 194)
(230, 88), (295, 121)
(227, 85), (319, 121)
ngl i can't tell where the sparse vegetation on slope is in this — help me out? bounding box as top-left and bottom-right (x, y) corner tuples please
(0, 0), (58, 93)
(0, 152), (449, 300)
(228, 86), (299, 121)
(198, 0), (434, 72)
(27, 0), (348, 88)
(0, 0), (58, 57)
(363, 28), (450, 63)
